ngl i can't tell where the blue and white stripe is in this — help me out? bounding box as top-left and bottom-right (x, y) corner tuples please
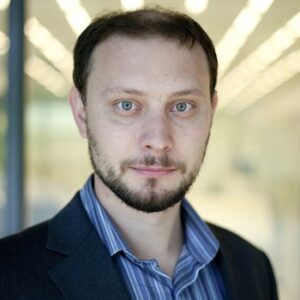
(80, 175), (226, 299)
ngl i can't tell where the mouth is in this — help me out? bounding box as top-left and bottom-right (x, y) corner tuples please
(129, 166), (177, 177)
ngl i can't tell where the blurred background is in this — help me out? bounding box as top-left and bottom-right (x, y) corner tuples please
(0, 0), (299, 299)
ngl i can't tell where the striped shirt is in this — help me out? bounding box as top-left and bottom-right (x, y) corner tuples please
(80, 176), (226, 299)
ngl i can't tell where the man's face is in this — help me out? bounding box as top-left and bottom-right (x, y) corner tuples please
(71, 36), (217, 213)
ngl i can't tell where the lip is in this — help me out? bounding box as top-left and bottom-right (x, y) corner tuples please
(129, 166), (177, 177)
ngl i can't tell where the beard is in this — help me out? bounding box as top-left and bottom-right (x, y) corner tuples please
(87, 128), (210, 213)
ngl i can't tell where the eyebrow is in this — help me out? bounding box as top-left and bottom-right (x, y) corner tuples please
(101, 87), (204, 97)
(102, 87), (144, 97)
(170, 89), (204, 97)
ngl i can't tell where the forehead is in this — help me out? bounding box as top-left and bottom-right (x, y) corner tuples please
(91, 35), (207, 67)
(87, 35), (210, 94)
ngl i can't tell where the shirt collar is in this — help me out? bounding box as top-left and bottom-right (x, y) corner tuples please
(80, 175), (128, 256)
(181, 198), (219, 265)
(80, 175), (219, 266)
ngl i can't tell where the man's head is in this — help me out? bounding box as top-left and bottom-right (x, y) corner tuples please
(69, 8), (218, 213)
(73, 8), (218, 101)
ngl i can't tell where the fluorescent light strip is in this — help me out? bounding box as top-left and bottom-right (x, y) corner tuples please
(25, 55), (70, 97)
(0, 30), (69, 97)
(218, 12), (300, 110)
(56, 0), (91, 36)
(121, 0), (144, 11)
(0, 30), (9, 55)
(226, 48), (300, 115)
(217, 0), (274, 78)
(0, 0), (10, 11)
(185, 0), (209, 14)
(25, 17), (73, 83)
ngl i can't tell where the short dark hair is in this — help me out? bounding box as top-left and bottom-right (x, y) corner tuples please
(73, 7), (218, 101)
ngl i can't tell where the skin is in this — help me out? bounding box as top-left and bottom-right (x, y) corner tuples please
(69, 36), (218, 277)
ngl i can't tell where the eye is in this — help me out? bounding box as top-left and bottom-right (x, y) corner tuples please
(116, 100), (137, 111)
(171, 102), (193, 113)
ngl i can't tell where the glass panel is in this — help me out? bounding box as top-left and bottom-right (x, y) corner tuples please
(25, 1), (90, 226)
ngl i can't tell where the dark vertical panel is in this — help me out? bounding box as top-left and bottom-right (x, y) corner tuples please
(5, 0), (25, 235)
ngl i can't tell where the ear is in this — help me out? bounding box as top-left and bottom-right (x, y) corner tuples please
(68, 87), (88, 138)
(211, 91), (218, 116)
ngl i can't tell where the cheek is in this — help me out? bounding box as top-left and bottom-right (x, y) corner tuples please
(174, 118), (211, 143)
(96, 122), (139, 158)
(174, 120), (211, 160)
(88, 108), (125, 140)
(172, 105), (212, 136)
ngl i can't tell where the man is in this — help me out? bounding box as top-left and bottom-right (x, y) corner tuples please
(0, 8), (277, 300)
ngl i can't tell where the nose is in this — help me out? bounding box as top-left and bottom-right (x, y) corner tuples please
(140, 114), (174, 154)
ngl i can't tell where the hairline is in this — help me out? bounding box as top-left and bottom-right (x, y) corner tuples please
(83, 33), (211, 102)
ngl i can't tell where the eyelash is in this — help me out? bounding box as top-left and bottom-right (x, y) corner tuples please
(116, 100), (138, 111)
(171, 102), (194, 113)
(114, 99), (195, 115)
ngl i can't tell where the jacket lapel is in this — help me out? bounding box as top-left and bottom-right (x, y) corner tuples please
(214, 249), (241, 300)
(209, 224), (245, 300)
(209, 224), (270, 300)
(46, 193), (130, 300)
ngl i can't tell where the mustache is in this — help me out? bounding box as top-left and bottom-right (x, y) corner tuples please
(120, 155), (187, 174)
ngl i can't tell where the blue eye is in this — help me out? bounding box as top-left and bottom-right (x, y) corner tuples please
(173, 102), (193, 112)
(118, 100), (135, 111)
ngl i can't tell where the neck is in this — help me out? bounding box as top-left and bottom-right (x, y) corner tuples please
(94, 176), (184, 277)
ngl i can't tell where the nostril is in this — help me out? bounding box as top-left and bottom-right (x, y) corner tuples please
(141, 139), (173, 152)
(140, 119), (173, 152)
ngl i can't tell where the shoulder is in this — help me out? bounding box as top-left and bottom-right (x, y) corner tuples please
(208, 222), (264, 254)
(207, 222), (274, 267)
(208, 223), (278, 298)
(0, 221), (48, 249)
(207, 222), (276, 273)
(0, 221), (49, 269)
(0, 220), (48, 250)
(0, 221), (66, 298)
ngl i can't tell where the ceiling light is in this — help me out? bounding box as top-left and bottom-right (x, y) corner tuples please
(227, 49), (300, 114)
(56, 0), (91, 36)
(0, 0), (10, 11)
(0, 30), (9, 55)
(25, 55), (70, 97)
(217, 0), (274, 78)
(218, 12), (300, 110)
(248, 0), (274, 14)
(121, 0), (144, 11)
(25, 18), (73, 83)
(185, 0), (209, 14)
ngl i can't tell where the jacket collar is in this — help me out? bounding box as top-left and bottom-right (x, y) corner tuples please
(209, 223), (243, 300)
(209, 223), (273, 300)
(45, 193), (253, 300)
(46, 192), (130, 300)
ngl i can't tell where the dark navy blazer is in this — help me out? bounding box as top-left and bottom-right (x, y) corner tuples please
(0, 193), (278, 299)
